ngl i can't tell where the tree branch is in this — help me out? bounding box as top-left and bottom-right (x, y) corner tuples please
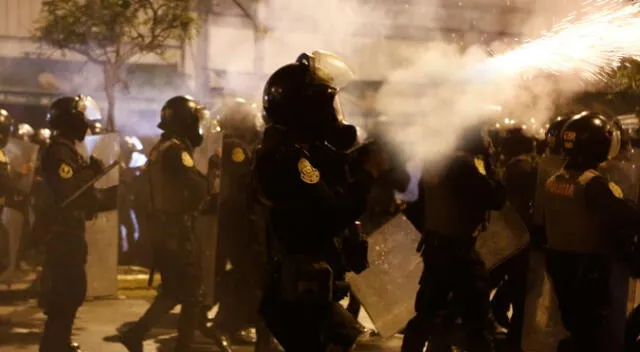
(231, 0), (260, 31)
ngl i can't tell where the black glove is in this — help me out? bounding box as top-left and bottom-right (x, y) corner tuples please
(88, 155), (105, 174)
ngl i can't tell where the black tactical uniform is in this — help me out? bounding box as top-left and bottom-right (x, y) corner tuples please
(402, 124), (506, 352)
(541, 112), (639, 352)
(120, 96), (209, 352)
(254, 51), (381, 352)
(38, 96), (117, 352)
(490, 127), (537, 351)
(118, 136), (147, 265)
(211, 99), (266, 345)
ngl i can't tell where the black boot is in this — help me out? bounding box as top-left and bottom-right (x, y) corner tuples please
(119, 328), (144, 352)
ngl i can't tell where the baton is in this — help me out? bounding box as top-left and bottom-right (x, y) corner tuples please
(60, 160), (120, 208)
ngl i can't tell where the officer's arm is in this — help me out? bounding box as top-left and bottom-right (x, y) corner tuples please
(257, 149), (374, 238)
(403, 180), (426, 234)
(584, 176), (640, 231)
(162, 144), (208, 205)
(41, 147), (99, 210)
(451, 157), (506, 211)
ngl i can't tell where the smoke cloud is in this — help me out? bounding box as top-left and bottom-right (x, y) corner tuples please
(374, 0), (600, 163)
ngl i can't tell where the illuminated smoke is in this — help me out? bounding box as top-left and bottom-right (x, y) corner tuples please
(378, 0), (640, 163)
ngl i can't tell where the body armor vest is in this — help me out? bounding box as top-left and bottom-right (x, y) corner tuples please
(147, 138), (203, 214)
(533, 154), (565, 225)
(422, 153), (488, 237)
(543, 169), (609, 254)
(218, 135), (254, 205)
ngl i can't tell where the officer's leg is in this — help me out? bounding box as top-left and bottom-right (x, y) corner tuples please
(175, 262), (202, 351)
(402, 271), (451, 352)
(505, 249), (530, 350)
(121, 270), (179, 352)
(40, 306), (78, 352)
(546, 251), (613, 352)
(459, 251), (495, 352)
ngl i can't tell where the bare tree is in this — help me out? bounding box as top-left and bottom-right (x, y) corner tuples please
(33, 0), (201, 130)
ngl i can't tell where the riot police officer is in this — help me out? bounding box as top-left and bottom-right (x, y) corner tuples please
(402, 122), (506, 352)
(491, 125), (537, 351)
(120, 95), (210, 352)
(253, 51), (384, 352)
(210, 98), (265, 345)
(38, 95), (117, 352)
(540, 111), (640, 352)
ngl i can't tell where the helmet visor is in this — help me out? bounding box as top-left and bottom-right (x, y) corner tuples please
(76, 95), (103, 122)
(608, 128), (621, 159)
(303, 50), (355, 90)
(196, 105), (211, 136)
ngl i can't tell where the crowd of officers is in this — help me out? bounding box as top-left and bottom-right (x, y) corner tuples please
(1, 49), (639, 352)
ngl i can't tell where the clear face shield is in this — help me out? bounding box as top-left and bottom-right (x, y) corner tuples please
(194, 104), (211, 137)
(297, 50), (355, 123)
(76, 95), (103, 123)
(608, 127), (622, 160)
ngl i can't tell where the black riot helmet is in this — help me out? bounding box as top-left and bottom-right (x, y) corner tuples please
(262, 50), (359, 150)
(561, 111), (621, 165)
(457, 121), (493, 157)
(217, 97), (262, 143)
(0, 109), (13, 148)
(158, 95), (210, 148)
(545, 115), (571, 155)
(47, 95), (102, 142)
(501, 125), (535, 160)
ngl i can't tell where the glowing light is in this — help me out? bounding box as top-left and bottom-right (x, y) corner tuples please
(473, 0), (640, 84)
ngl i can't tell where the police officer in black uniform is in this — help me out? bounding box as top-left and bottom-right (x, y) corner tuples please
(540, 111), (640, 352)
(491, 126), (537, 351)
(120, 95), (210, 352)
(402, 122), (506, 352)
(38, 95), (117, 352)
(253, 51), (384, 352)
(211, 98), (265, 345)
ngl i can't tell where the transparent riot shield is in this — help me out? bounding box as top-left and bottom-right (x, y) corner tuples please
(194, 132), (222, 306)
(346, 214), (422, 338)
(0, 138), (39, 285)
(476, 204), (530, 271)
(79, 133), (120, 298)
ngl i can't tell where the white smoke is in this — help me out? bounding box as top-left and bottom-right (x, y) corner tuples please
(375, 0), (596, 163)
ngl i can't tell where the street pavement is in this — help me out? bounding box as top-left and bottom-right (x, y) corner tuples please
(0, 270), (402, 352)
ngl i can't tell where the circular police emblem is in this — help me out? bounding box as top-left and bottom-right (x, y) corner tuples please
(298, 158), (320, 184)
(231, 147), (245, 163)
(474, 157), (487, 176)
(608, 182), (624, 199)
(58, 163), (73, 179)
(181, 151), (194, 167)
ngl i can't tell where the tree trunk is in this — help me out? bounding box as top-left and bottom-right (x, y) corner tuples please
(103, 64), (117, 131)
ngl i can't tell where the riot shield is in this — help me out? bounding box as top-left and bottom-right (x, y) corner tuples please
(346, 214), (422, 338)
(78, 133), (120, 298)
(475, 204), (530, 271)
(0, 138), (39, 285)
(194, 133), (222, 306)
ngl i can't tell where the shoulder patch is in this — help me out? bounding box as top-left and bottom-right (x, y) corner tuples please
(608, 182), (624, 199)
(58, 163), (73, 179)
(181, 151), (194, 167)
(0, 150), (7, 163)
(473, 157), (486, 176)
(231, 147), (246, 163)
(298, 158), (320, 184)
